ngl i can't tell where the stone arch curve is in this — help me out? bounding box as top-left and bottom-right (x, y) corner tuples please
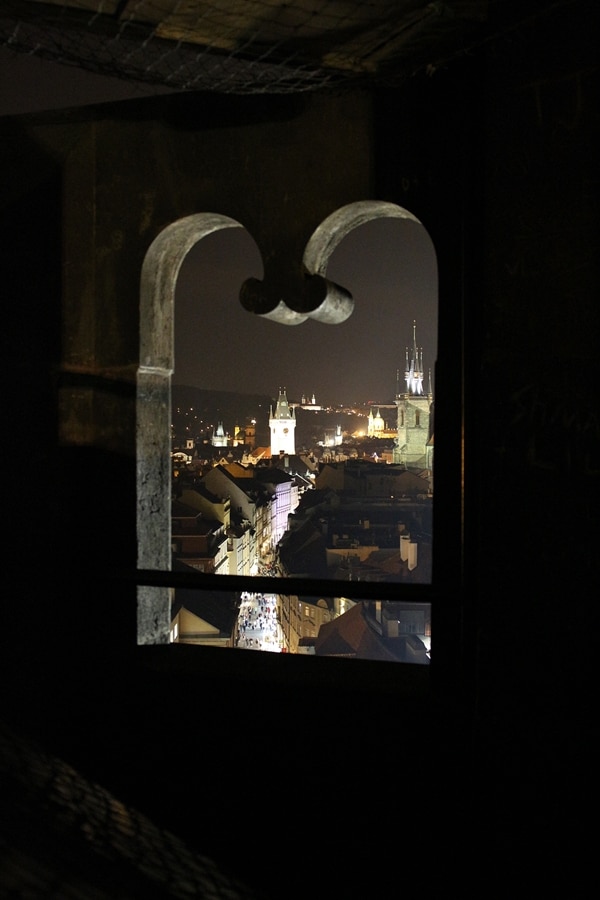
(303, 199), (422, 278)
(140, 213), (245, 373)
(137, 212), (245, 644)
(241, 201), (423, 328)
(298, 199), (425, 325)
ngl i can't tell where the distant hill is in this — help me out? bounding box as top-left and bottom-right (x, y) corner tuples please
(172, 384), (273, 445)
(172, 384), (273, 417)
(171, 384), (379, 450)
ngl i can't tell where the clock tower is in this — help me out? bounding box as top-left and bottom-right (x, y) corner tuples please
(269, 387), (296, 456)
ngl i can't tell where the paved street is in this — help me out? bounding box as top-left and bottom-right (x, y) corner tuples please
(234, 591), (285, 652)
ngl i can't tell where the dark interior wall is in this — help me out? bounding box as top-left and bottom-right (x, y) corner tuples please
(373, 4), (598, 863)
(374, 0), (598, 756)
(473, 4), (598, 853)
(0, 126), (66, 654)
(0, 2), (597, 892)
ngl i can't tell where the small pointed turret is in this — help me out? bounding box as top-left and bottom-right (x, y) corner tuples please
(404, 320), (424, 396)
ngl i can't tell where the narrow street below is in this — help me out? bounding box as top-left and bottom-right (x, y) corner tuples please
(234, 592), (285, 652)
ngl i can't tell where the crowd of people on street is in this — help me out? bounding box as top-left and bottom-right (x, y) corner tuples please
(235, 592), (283, 652)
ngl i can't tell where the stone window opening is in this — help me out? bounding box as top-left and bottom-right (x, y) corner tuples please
(137, 201), (437, 650)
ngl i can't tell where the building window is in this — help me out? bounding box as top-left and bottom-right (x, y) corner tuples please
(137, 202), (443, 664)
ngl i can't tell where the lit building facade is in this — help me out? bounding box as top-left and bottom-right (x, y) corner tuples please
(269, 387), (296, 456)
(367, 407), (385, 436)
(211, 421), (229, 447)
(393, 321), (434, 468)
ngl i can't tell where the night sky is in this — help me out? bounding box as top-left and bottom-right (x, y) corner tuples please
(174, 219), (437, 406)
(2, 47), (438, 406)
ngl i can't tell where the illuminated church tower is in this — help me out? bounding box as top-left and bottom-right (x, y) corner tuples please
(211, 421), (228, 448)
(367, 407), (385, 437)
(393, 321), (433, 468)
(269, 387), (296, 456)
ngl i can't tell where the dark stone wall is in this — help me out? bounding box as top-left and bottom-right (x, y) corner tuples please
(472, 4), (598, 855)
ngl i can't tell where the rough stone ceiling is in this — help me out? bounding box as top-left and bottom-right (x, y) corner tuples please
(0, 1), (566, 93)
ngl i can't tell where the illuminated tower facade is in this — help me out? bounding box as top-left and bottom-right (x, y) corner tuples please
(393, 321), (433, 468)
(367, 407), (385, 437)
(211, 421), (228, 448)
(269, 387), (296, 456)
